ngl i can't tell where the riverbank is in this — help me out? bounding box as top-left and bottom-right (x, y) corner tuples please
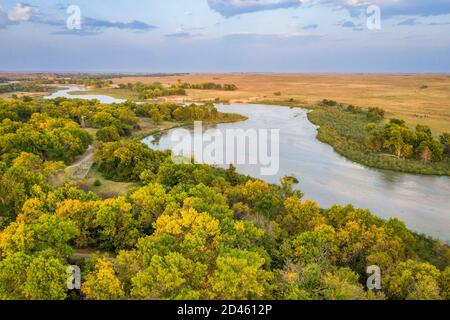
(308, 106), (450, 176)
(257, 100), (450, 176)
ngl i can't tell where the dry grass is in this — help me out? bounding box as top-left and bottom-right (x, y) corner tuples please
(0, 91), (50, 99)
(113, 73), (450, 134)
(81, 168), (137, 198)
(132, 118), (180, 139)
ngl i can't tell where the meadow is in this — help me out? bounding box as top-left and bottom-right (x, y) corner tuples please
(110, 73), (450, 135)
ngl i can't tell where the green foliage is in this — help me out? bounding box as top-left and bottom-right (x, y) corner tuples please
(321, 99), (338, 107)
(96, 126), (120, 142)
(0, 82), (55, 94)
(95, 139), (170, 182)
(367, 107), (385, 122)
(384, 260), (443, 300)
(118, 82), (186, 99)
(0, 113), (92, 164)
(308, 104), (450, 175)
(0, 94), (448, 300)
(82, 258), (124, 300)
(0, 252), (68, 300)
(0, 153), (63, 218)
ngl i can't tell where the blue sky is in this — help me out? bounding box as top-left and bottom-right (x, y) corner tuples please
(0, 0), (450, 72)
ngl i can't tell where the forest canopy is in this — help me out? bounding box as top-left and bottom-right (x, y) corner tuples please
(0, 96), (448, 301)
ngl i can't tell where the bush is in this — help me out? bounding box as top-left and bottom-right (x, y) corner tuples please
(96, 126), (121, 142)
(94, 140), (170, 182)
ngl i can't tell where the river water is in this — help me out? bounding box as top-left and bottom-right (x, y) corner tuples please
(45, 86), (126, 104)
(144, 104), (450, 242)
(46, 88), (450, 241)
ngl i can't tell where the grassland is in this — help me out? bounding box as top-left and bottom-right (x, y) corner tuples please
(0, 91), (53, 99)
(109, 73), (450, 135)
(68, 88), (139, 100)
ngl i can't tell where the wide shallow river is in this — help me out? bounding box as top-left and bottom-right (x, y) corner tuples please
(144, 104), (450, 242)
(47, 88), (450, 241)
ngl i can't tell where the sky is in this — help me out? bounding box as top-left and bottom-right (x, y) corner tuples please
(0, 0), (450, 73)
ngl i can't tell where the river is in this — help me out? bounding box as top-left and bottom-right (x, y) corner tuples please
(47, 88), (450, 241)
(144, 104), (450, 242)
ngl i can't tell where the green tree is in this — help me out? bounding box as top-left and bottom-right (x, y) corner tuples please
(384, 260), (442, 300)
(82, 258), (124, 300)
(95, 197), (141, 251)
(209, 249), (272, 300)
(96, 126), (120, 142)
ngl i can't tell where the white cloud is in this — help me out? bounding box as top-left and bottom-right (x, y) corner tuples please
(207, 0), (450, 18)
(7, 3), (36, 22)
(320, 0), (450, 17)
(208, 0), (302, 17)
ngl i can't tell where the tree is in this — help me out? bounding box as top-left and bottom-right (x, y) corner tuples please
(274, 263), (372, 300)
(384, 260), (442, 300)
(95, 140), (169, 182)
(440, 132), (450, 156)
(82, 258), (124, 300)
(290, 224), (338, 266)
(383, 126), (414, 158)
(130, 183), (169, 230)
(150, 109), (163, 124)
(95, 197), (141, 251)
(278, 198), (323, 236)
(96, 126), (120, 142)
(320, 267), (367, 300)
(440, 267), (450, 300)
(209, 249), (272, 300)
(416, 140), (443, 163)
(280, 176), (303, 199)
(131, 252), (207, 300)
(225, 164), (240, 186)
(0, 212), (77, 259)
(0, 252), (68, 300)
(22, 254), (68, 300)
(367, 107), (385, 122)
(56, 199), (98, 248)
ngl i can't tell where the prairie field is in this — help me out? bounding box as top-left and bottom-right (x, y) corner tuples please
(113, 73), (450, 134)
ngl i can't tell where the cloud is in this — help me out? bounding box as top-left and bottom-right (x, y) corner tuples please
(0, 4), (156, 34)
(341, 21), (356, 28)
(319, 0), (450, 18)
(302, 23), (318, 30)
(0, 3), (38, 27)
(7, 3), (37, 22)
(207, 0), (450, 18)
(428, 21), (450, 26)
(339, 20), (364, 31)
(397, 18), (420, 26)
(82, 17), (157, 31)
(207, 0), (302, 17)
(165, 32), (192, 38)
(223, 31), (322, 43)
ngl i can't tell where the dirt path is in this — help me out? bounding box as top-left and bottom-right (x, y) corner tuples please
(65, 145), (95, 180)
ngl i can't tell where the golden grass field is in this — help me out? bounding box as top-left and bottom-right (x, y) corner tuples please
(113, 73), (450, 135)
